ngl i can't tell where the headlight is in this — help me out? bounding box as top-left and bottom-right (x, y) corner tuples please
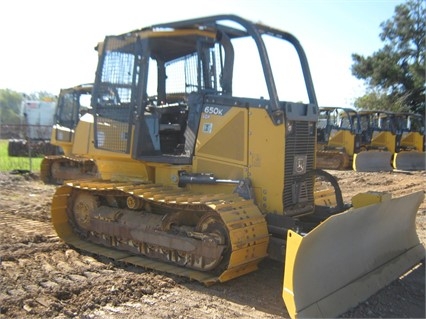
(287, 121), (294, 135)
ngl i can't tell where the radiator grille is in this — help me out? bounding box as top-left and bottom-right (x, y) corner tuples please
(283, 121), (315, 216)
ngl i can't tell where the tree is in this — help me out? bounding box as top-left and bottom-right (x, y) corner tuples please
(0, 89), (23, 124)
(351, 0), (425, 115)
(25, 91), (57, 102)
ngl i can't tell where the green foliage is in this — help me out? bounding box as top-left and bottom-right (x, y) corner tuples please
(354, 90), (412, 112)
(0, 89), (23, 124)
(0, 140), (42, 172)
(25, 91), (57, 102)
(1, 107), (21, 125)
(351, 0), (425, 115)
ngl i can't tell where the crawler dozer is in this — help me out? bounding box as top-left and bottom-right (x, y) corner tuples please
(50, 15), (425, 318)
(393, 112), (425, 170)
(356, 110), (425, 171)
(316, 106), (392, 171)
(351, 110), (395, 171)
(316, 107), (354, 170)
(40, 84), (98, 184)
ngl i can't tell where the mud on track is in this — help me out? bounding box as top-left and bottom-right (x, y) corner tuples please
(0, 171), (425, 318)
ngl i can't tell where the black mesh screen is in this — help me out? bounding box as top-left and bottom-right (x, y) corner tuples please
(283, 121), (315, 216)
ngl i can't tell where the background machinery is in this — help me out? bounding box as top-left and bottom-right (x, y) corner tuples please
(393, 112), (425, 170)
(50, 15), (424, 318)
(358, 110), (425, 171)
(360, 110), (397, 153)
(40, 84), (98, 184)
(8, 99), (59, 157)
(316, 106), (393, 171)
(316, 106), (355, 170)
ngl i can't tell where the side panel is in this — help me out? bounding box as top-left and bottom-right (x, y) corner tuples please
(195, 105), (248, 166)
(371, 131), (396, 153)
(72, 114), (93, 156)
(247, 108), (285, 213)
(191, 104), (249, 194)
(400, 132), (424, 152)
(328, 129), (355, 156)
(193, 156), (246, 180)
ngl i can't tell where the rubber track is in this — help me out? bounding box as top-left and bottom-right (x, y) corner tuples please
(51, 180), (270, 286)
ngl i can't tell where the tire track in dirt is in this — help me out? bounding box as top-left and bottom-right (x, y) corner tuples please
(0, 212), (138, 317)
(0, 211), (56, 236)
(0, 211), (278, 319)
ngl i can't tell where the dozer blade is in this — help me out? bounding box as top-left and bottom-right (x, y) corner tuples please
(352, 150), (393, 172)
(393, 151), (426, 171)
(283, 191), (424, 319)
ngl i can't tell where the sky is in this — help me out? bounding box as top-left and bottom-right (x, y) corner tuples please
(0, 0), (404, 108)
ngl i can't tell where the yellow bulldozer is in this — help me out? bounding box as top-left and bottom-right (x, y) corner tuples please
(316, 106), (393, 171)
(393, 112), (425, 170)
(50, 15), (424, 318)
(40, 84), (98, 184)
(356, 110), (425, 171)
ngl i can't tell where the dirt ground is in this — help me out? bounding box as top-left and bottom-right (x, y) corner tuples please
(0, 170), (424, 319)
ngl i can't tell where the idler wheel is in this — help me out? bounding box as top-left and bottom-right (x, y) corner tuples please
(195, 212), (228, 246)
(72, 192), (98, 230)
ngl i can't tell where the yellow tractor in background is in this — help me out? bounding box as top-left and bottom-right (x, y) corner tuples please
(357, 110), (425, 171)
(50, 15), (424, 318)
(316, 106), (393, 171)
(40, 84), (98, 184)
(359, 110), (397, 152)
(393, 112), (425, 170)
(351, 110), (394, 171)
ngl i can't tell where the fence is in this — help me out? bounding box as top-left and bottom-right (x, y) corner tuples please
(0, 124), (52, 139)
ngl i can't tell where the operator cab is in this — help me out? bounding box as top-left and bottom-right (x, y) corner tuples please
(92, 29), (233, 164)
